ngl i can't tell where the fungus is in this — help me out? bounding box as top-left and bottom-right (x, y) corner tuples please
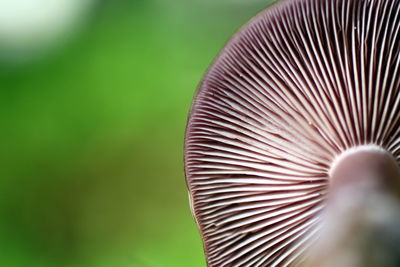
(185, 0), (400, 266)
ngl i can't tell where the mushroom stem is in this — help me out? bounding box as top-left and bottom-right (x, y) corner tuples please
(329, 146), (400, 193)
(307, 146), (400, 267)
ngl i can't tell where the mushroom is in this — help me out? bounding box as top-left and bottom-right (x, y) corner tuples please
(185, 0), (400, 266)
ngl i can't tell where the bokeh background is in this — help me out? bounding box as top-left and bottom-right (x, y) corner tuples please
(0, 0), (275, 266)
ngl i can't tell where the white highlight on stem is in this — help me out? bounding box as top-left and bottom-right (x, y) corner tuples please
(328, 144), (388, 177)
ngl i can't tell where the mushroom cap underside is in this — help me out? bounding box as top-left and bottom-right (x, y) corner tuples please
(185, 0), (400, 266)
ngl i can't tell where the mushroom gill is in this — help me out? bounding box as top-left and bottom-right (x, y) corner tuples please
(184, 0), (400, 266)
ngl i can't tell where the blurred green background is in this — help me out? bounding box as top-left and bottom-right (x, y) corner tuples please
(0, 0), (275, 266)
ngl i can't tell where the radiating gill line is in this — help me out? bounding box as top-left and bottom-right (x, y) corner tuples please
(190, 128), (328, 168)
(200, 193), (322, 220)
(221, 46), (336, 156)
(197, 190), (326, 209)
(268, 220), (321, 267)
(195, 183), (325, 196)
(376, 2), (400, 142)
(191, 143), (328, 172)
